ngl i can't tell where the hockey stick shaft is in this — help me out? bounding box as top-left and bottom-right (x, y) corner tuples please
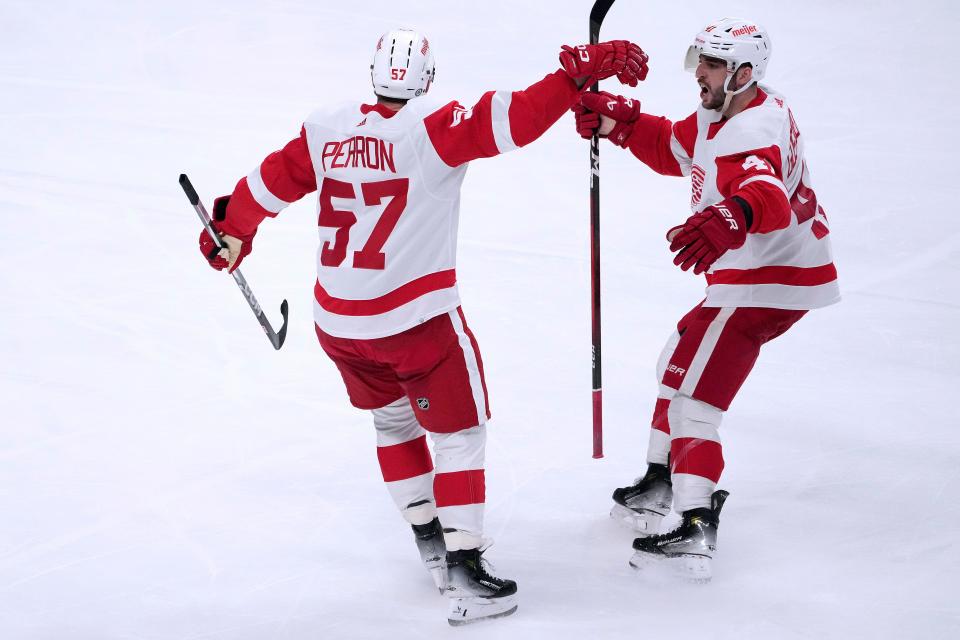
(179, 174), (289, 350)
(589, 0), (614, 459)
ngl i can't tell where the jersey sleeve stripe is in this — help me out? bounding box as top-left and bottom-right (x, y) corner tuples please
(669, 134), (693, 176)
(247, 165), (292, 214)
(739, 173), (789, 198)
(489, 90), (518, 154)
(627, 114), (686, 177)
(672, 112), (698, 157)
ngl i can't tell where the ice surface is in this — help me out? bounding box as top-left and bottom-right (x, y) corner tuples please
(1, 1), (958, 638)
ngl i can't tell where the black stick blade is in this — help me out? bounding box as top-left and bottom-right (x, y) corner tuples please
(179, 173), (200, 205)
(272, 299), (290, 350)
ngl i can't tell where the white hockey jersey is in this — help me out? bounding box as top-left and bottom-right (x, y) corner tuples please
(220, 71), (580, 338)
(624, 86), (839, 310)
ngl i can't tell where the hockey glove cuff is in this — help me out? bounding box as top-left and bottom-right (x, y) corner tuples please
(667, 197), (751, 275)
(572, 103), (601, 139)
(198, 195), (257, 273)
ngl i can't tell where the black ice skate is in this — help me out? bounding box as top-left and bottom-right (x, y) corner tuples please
(610, 463), (673, 535)
(629, 490), (729, 583)
(444, 548), (518, 626)
(412, 518), (447, 593)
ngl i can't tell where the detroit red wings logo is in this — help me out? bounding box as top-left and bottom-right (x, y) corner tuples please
(691, 164), (705, 207)
(451, 106), (474, 127)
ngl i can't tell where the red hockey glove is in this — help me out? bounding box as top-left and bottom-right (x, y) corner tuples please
(667, 197), (750, 275)
(579, 91), (641, 146)
(559, 40), (649, 88)
(571, 103), (602, 138)
(198, 195), (256, 273)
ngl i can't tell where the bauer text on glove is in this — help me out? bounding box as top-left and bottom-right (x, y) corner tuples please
(666, 197), (753, 275)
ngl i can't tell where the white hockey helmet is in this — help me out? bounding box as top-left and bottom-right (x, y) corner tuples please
(370, 29), (435, 100)
(684, 17), (771, 95)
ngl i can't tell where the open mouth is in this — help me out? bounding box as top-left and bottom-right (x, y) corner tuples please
(699, 82), (708, 99)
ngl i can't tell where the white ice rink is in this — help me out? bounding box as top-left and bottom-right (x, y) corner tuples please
(2, 1), (958, 638)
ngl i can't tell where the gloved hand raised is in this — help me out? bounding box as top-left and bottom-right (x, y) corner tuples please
(667, 197), (750, 275)
(198, 195), (256, 274)
(559, 40), (649, 88)
(574, 91), (641, 146)
(572, 103), (602, 139)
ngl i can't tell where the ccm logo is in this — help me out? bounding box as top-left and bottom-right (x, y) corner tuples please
(667, 364), (687, 376)
(732, 25), (758, 37)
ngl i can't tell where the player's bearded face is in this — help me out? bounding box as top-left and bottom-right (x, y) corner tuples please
(696, 56), (728, 110)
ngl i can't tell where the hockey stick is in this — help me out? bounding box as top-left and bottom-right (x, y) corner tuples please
(589, 0), (615, 459)
(179, 173), (289, 350)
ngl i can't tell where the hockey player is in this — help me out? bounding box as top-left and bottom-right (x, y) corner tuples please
(574, 18), (839, 582)
(197, 29), (648, 623)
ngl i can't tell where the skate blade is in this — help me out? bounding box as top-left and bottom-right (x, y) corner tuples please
(447, 594), (518, 626)
(629, 550), (712, 584)
(610, 503), (665, 536)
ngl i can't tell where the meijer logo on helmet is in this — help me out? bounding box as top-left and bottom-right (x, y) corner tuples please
(731, 25), (758, 37)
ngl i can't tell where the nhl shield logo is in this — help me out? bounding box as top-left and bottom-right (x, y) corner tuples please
(416, 397), (430, 410)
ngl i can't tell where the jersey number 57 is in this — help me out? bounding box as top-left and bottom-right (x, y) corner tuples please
(317, 177), (409, 270)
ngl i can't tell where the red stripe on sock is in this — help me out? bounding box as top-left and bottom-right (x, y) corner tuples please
(652, 398), (671, 434)
(434, 469), (486, 507)
(670, 437), (724, 483)
(377, 435), (433, 482)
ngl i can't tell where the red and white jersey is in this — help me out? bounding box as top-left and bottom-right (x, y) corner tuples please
(221, 71), (580, 338)
(626, 86), (839, 310)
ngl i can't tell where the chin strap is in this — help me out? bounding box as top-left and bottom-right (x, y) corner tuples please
(719, 68), (754, 114)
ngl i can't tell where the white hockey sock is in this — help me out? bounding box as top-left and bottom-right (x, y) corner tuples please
(430, 425), (486, 548)
(372, 399), (436, 523)
(668, 395), (724, 513)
